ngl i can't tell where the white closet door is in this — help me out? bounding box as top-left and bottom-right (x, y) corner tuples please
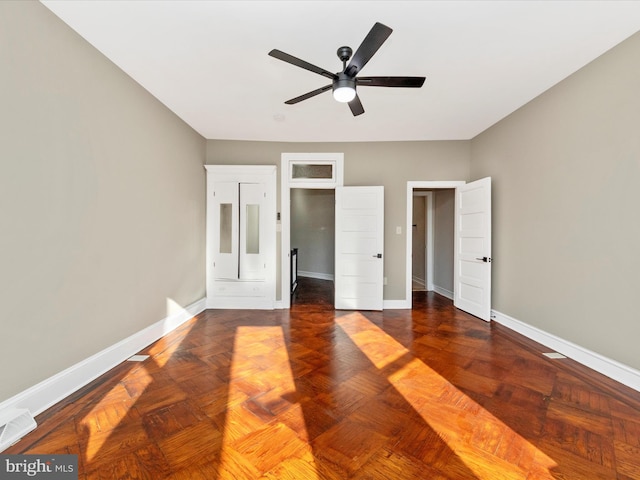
(239, 182), (265, 280)
(212, 181), (238, 280)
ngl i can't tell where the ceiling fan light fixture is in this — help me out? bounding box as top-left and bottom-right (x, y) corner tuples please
(333, 75), (356, 103)
(333, 86), (356, 103)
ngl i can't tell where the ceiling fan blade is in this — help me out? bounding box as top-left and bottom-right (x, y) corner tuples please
(284, 84), (333, 105)
(357, 76), (426, 88)
(348, 94), (365, 116)
(345, 22), (393, 77)
(269, 49), (337, 80)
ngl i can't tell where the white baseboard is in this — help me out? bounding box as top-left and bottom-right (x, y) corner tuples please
(433, 286), (454, 300)
(491, 309), (640, 393)
(383, 299), (411, 309)
(298, 271), (334, 281)
(0, 297), (206, 419)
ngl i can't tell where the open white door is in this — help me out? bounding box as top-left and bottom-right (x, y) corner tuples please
(335, 186), (384, 310)
(454, 177), (492, 320)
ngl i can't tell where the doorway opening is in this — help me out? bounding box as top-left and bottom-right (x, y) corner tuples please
(412, 191), (432, 292)
(406, 181), (465, 308)
(411, 189), (456, 297)
(290, 188), (335, 307)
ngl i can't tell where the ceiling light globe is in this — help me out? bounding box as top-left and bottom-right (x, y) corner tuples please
(333, 86), (356, 103)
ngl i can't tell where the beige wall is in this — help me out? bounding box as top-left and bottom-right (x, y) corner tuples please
(207, 140), (471, 300)
(0, 2), (206, 401)
(471, 32), (640, 369)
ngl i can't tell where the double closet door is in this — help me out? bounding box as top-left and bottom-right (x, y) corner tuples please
(205, 165), (276, 309)
(213, 181), (265, 281)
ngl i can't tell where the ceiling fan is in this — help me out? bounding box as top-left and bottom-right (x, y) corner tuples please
(268, 22), (426, 116)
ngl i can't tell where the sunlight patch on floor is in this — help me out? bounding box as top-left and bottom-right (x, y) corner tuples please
(220, 326), (319, 478)
(336, 312), (558, 479)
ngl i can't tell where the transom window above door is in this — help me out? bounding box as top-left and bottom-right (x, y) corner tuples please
(291, 163), (334, 181)
(287, 158), (341, 187)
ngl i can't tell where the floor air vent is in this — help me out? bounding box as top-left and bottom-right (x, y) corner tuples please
(0, 408), (37, 452)
(543, 352), (567, 359)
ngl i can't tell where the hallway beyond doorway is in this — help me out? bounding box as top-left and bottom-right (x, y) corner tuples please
(291, 276), (334, 309)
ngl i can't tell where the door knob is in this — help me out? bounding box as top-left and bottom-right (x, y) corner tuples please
(373, 253), (382, 258)
(475, 256), (491, 263)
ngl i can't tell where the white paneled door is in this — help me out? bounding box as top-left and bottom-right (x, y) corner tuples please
(454, 177), (492, 320)
(335, 186), (384, 310)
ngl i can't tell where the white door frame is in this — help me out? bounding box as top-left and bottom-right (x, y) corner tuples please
(413, 191), (434, 291)
(280, 153), (344, 309)
(425, 192), (434, 291)
(406, 181), (465, 307)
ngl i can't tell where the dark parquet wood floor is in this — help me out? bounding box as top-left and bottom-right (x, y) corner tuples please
(7, 277), (640, 478)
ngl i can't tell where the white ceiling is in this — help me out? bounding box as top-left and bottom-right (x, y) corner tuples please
(41, 1), (640, 143)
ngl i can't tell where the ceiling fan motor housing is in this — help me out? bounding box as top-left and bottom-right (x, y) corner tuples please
(334, 73), (356, 91)
(332, 73), (357, 102)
